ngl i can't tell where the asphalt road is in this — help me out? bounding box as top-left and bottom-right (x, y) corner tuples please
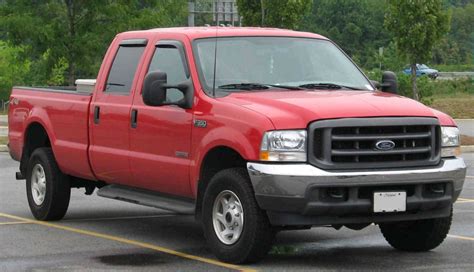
(0, 153), (473, 271)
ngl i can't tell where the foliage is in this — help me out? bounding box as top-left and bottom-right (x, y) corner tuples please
(0, 0), (472, 107)
(368, 69), (474, 105)
(237, 0), (312, 29)
(432, 3), (474, 65)
(0, 0), (188, 87)
(385, 0), (450, 100)
(49, 57), (69, 86)
(302, 0), (390, 69)
(0, 41), (31, 101)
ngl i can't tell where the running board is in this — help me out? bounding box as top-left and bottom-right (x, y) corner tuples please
(97, 185), (195, 215)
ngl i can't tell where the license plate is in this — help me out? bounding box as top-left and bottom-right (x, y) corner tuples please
(373, 191), (406, 213)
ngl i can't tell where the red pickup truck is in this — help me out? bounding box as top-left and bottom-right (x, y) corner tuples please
(8, 27), (467, 264)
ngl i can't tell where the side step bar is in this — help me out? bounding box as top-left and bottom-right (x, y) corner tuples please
(97, 185), (195, 215)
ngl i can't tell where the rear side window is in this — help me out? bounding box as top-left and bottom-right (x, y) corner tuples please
(105, 45), (146, 94)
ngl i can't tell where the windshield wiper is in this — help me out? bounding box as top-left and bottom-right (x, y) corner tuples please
(299, 83), (362, 90)
(218, 83), (302, 91)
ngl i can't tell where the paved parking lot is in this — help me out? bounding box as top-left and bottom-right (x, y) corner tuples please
(0, 153), (473, 271)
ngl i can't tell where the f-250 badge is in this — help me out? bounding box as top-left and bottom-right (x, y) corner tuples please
(194, 119), (207, 128)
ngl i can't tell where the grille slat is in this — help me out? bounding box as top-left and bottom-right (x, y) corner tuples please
(332, 146), (431, 156)
(331, 131), (431, 141)
(308, 117), (441, 170)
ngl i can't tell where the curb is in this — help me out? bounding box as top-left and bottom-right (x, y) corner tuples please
(461, 145), (474, 153)
(0, 145), (8, 153)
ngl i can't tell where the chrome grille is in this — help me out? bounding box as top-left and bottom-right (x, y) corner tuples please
(308, 118), (441, 170)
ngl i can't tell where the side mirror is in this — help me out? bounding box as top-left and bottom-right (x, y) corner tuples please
(381, 71), (398, 94)
(142, 71), (193, 109)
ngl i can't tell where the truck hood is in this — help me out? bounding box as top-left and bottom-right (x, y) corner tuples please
(219, 90), (454, 129)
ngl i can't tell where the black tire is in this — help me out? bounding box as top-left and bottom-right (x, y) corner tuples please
(202, 168), (274, 264)
(379, 209), (452, 252)
(26, 148), (71, 221)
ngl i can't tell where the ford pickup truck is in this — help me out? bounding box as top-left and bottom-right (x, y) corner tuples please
(8, 27), (467, 264)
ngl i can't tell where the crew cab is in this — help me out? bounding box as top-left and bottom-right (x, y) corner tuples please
(8, 27), (466, 264)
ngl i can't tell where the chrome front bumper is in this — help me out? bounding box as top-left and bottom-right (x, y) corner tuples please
(247, 158), (466, 226)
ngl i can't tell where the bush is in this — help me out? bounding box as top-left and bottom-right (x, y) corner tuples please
(367, 69), (474, 105)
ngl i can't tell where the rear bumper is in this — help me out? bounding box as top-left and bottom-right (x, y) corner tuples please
(247, 158), (466, 226)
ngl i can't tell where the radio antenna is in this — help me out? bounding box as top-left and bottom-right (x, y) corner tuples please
(211, 25), (218, 97)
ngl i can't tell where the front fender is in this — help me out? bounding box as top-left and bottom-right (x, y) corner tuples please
(190, 126), (261, 196)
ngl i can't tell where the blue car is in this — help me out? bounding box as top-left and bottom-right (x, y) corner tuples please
(403, 64), (439, 79)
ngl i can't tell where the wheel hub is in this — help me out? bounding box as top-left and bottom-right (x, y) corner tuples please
(212, 190), (244, 245)
(31, 164), (47, 206)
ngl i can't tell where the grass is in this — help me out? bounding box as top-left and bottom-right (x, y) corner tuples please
(432, 63), (474, 72)
(0, 136), (7, 145)
(429, 94), (474, 119)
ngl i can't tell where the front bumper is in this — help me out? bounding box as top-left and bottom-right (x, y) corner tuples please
(247, 158), (466, 226)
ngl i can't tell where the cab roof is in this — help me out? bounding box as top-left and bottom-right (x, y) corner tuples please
(118, 27), (328, 41)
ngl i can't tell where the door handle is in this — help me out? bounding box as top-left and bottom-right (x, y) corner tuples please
(131, 109), (138, 128)
(94, 106), (100, 124)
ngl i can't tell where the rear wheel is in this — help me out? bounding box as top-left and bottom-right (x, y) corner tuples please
(202, 168), (274, 264)
(26, 148), (71, 221)
(379, 209), (452, 251)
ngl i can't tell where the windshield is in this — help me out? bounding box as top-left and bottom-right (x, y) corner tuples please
(193, 37), (373, 94)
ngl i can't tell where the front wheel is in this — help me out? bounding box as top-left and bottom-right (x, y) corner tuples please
(26, 148), (71, 221)
(202, 168), (274, 264)
(379, 209), (452, 252)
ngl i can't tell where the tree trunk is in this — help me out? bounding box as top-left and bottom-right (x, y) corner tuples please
(411, 63), (419, 101)
(65, 0), (75, 86)
(260, 0), (265, 26)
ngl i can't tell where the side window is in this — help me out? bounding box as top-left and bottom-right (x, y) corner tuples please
(148, 46), (188, 103)
(105, 45), (146, 94)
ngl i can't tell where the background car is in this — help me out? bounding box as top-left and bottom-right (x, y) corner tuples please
(403, 64), (439, 79)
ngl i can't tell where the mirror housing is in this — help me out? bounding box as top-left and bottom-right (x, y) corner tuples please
(381, 71), (398, 94)
(142, 71), (193, 109)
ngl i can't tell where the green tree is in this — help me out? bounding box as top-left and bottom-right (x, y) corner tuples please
(302, 0), (389, 69)
(237, 0), (312, 29)
(448, 3), (474, 64)
(0, 42), (31, 101)
(385, 0), (450, 100)
(0, 0), (187, 86)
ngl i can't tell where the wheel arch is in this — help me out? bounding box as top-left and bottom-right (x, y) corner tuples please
(20, 121), (53, 176)
(194, 146), (247, 221)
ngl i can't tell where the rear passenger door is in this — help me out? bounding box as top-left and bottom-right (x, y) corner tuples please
(89, 39), (147, 184)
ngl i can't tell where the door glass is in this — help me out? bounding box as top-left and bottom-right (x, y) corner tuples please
(105, 45), (146, 94)
(148, 47), (188, 103)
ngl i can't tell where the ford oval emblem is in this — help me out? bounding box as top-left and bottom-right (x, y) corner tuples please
(375, 140), (395, 151)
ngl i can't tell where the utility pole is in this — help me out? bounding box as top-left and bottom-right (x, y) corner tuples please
(188, 1), (241, 27)
(188, 1), (195, 27)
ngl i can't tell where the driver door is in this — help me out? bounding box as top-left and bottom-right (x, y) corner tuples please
(129, 39), (194, 197)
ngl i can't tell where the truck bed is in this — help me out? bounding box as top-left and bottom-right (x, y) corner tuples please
(8, 86), (96, 180)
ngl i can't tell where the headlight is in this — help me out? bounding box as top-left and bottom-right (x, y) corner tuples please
(441, 126), (461, 157)
(260, 130), (307, 162)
